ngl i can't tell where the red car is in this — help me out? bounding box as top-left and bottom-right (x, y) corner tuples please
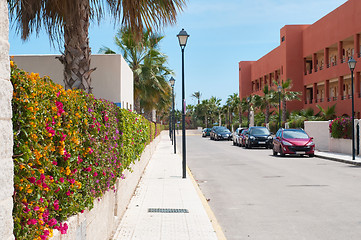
(272, 128), (315, 157)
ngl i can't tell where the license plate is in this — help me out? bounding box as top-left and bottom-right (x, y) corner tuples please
(296, 151), (306, 154)
(258, 142), (265, 144)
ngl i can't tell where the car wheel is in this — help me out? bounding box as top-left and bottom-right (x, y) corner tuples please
(233, 140), (236, 146)
(248, 141), (252, 149)
(309, 154), (314, 157)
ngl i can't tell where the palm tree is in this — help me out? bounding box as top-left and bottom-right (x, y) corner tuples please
(99, 28), (173, 114)
(8, 0), (185, 93)
(316, 104), (337, 120)
(208, 96), (222, 126)
(191, 91), (202, 105)
(241, 96), (253, 127)
(274, 79), (301, 123)
(226, 93), (241, 129)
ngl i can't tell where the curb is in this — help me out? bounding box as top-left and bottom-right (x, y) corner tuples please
(187, 166), (227, 240)
(315, 153), (361, 166)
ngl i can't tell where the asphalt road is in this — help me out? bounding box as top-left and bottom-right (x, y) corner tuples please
(178, 134), (361, 240)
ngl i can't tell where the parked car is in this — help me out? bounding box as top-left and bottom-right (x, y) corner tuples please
(273, 128), (315, 157)
(244, 126), (273, 149)
(239, 129), (248, 147)
(210, 126), (232, 141)
(202, 128), (211, 137)
(232, 128), (244, 146)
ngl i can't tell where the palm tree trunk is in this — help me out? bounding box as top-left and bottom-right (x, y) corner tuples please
(58, 1), (96, 93)
(282, 98), (287, 123)
(265, 104), (270, 123)
(238, 105), (242, 127)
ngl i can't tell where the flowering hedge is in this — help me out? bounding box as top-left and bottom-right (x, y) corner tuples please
(329, 117), (352, 139)
(11, 61), (159, 240)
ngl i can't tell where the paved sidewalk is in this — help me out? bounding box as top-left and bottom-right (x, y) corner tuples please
(315, 150), (361, 165)
(112, 133), (220, 240)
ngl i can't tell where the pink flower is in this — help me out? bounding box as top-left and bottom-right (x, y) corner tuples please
(52, 161), (58, 165)
(27, 219), (37, 225)
(77, 156), (83, 164)
(48, 218), (57, 226)
(66, 191), (71, 196)
(53, 200), (59, 210)
(93, 172), (98, 177)
(34, 206), (40, 211)
(59, 177), (64, 183)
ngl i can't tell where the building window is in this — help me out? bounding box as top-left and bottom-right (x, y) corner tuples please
(281, 36), (285, 42)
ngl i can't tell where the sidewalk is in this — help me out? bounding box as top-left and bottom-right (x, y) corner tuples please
(315, 150), (361, 165)
(111, 133), (221, 240)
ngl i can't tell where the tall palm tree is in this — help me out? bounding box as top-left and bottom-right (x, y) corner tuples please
(241, 96), (253, 127)
(191, 91), (202, 105)
(8, 0), (185, 93)
(252, 86), (276, 124)
(273, 79), (301, 123)
(99, 28), (173, 114)
(209, 96), (222, 126)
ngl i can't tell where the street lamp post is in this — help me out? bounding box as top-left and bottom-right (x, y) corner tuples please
(247, 97), (250, 127)
(170, 77), (176, 154)
(169, 107), (172, 143)
(348, 57), (357, 160)
(177, 29), (189, 178)
(278, 85), (282, 130)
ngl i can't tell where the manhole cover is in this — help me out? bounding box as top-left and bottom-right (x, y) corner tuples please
(148, 208), (189, 213)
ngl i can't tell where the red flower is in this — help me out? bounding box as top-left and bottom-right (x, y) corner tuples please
(28, 177), (36, 183)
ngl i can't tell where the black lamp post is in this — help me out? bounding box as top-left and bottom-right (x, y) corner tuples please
(348, 57), (357, 160)
(247, 97), (250, 127)
(170, 77), (176, 154)
(278, 85), (282, 130)
(169, 107), (172, 142)
(177, 28), (189, 178)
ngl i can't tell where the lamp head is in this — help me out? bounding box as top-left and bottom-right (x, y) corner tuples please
(278, 85), (282, 92)
(169, 77), (175, 87)
(177, 29), (190, 47)
(348, 57), (357, 71)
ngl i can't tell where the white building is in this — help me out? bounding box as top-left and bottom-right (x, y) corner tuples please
(13, 54), (134, 110)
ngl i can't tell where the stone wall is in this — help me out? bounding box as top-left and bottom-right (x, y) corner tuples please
(0, 1), (14, 239)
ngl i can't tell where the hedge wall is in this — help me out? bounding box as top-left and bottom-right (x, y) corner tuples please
(11, 61), (160, 240)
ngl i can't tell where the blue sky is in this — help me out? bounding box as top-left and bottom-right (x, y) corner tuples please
(9, 0), (348, 109)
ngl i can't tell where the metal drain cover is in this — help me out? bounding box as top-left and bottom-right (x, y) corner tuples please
(148, 208), (189, 213)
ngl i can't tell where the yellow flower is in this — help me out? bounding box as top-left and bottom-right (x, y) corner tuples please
(10, 60), (14, 67)
(19, 186), (23, 191)
(39, 169), (44, 174)
(65, 166), (71, 176)
(27, 189), (33, 194)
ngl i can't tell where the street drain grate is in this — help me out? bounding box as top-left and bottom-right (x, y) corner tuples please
(148, 208), (189, 213)
(288, 184), (329, 187)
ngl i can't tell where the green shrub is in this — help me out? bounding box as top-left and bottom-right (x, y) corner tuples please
(11, 61), (157, 240)
(329, 117), (352, 139)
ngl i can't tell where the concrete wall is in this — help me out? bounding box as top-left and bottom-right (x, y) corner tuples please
(304, 121), (331, 151)
(50, 132), (163, 240)
(0, 1), (14, 239)
(12, 54), (134, 110)
(305, 120), (361, 154)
